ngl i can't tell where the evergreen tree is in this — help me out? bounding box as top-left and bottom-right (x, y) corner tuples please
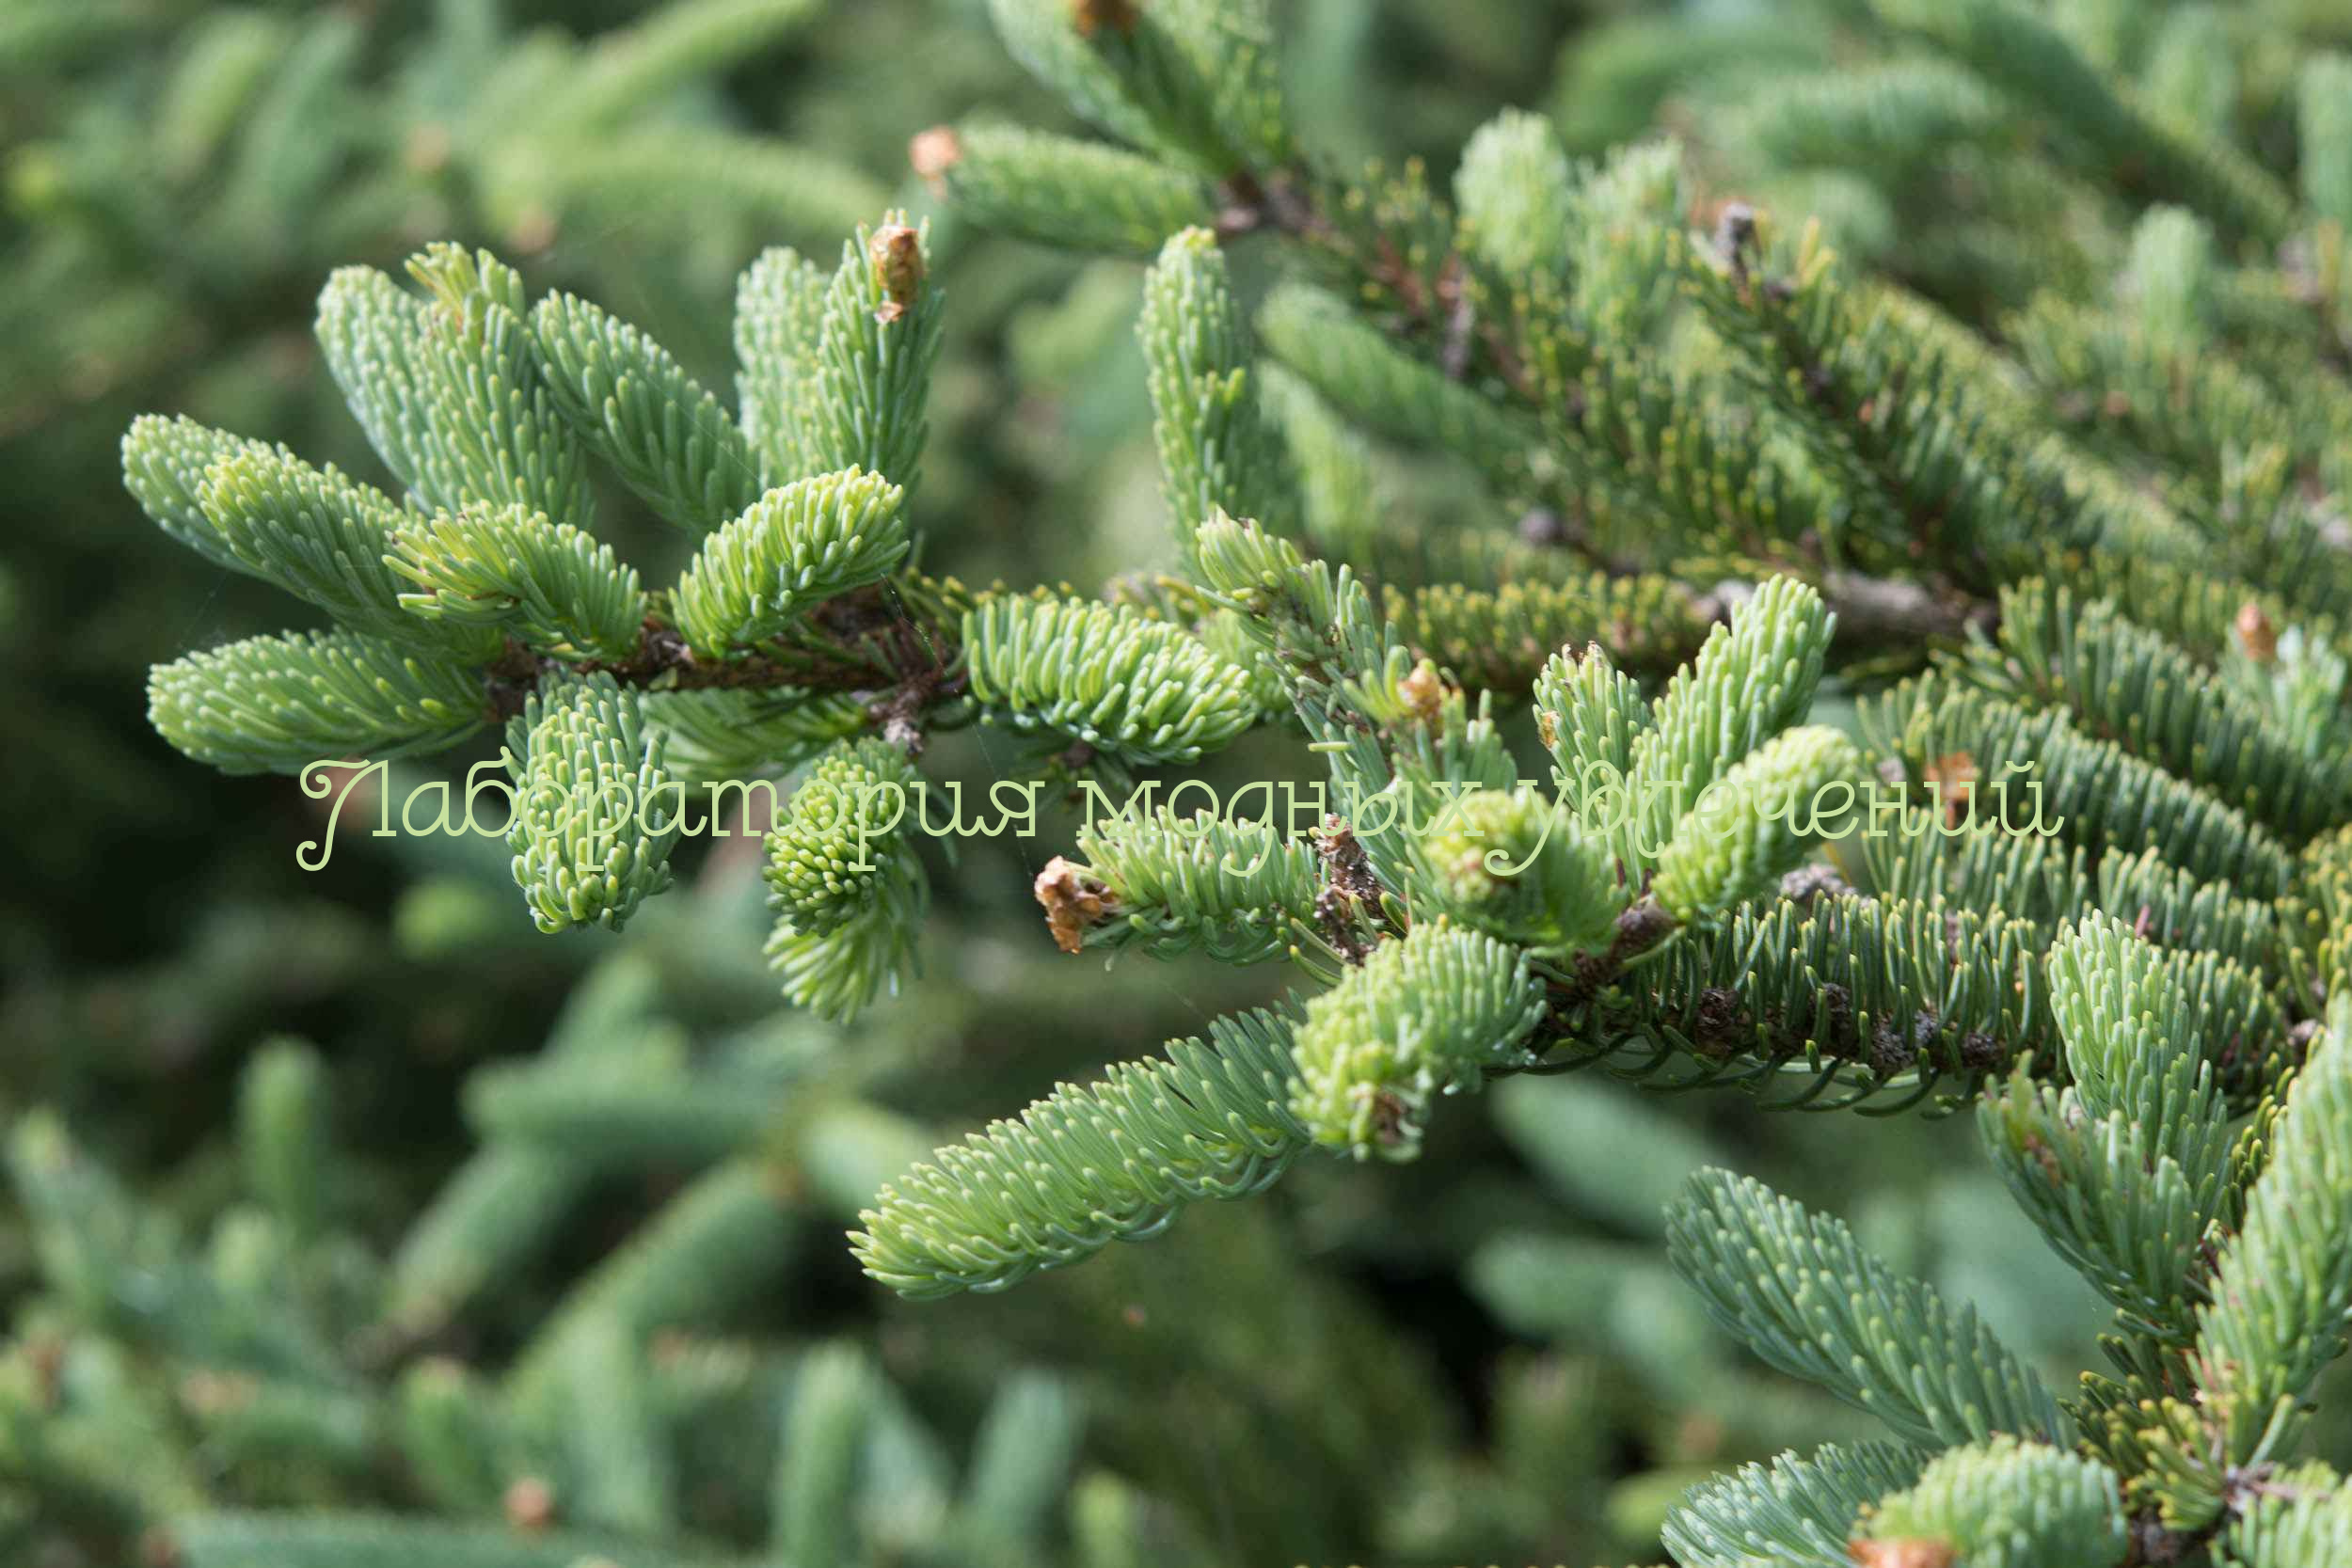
(68, 0), (2352, 1562)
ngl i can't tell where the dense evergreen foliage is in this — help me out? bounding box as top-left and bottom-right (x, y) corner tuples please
(10, 0), (2352, 1563)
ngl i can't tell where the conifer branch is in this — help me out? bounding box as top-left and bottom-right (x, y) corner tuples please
(103, 7), (2352, 1559)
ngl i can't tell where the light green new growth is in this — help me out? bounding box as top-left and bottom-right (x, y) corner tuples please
(2192, 998), (2352, 1469)
(1854, 1436), (2127, 1568)
(1064, 805), (1320, 962)
(148, 630), (486, 775)
(120, 415), (281, 578)
(763, 739), (929, 1022)
(1616, 576), (1834, 879)
(503, 673), (682, 934)
(794, 214), (946, 497)
(763, 737), (922, 938)
(930, 122), (1216, 256)
(196, 447), (497, 657)
(2228, 1467), (2352, 1568)
(962, 594), (1260, 765)
(1662, 1442), (1926, 1568)
(404, 243), (596, 532)
(850, 1007), (1309, 1298)
(1534, 643), (1651, 818)
(314, 263), (448, 507)
(2045, 909), (2267, 1134)
(1415, 785), (1623, 959)
(733, 245), (833, 482)
(529, 290), (767, 533)
(117, 3), (2352, 1558)
(387, 505), (647, 661)
(1287, 923), (1548, 1162)
(1454, 108), (1576, 278)
(1139, 226), (1296, 561)
(672, 467), (909, 656)
(1649, 724), (1863, 924)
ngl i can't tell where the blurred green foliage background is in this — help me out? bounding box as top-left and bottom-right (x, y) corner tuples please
(6, 2), (2346, 1564)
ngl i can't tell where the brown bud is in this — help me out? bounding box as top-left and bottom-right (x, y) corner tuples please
(1035, 856), (1117, 954)
(909, 126), (963, 196)
(2236, 600), (2278, 663)
(869, 224), (923, 325)
(1923, 751), (1979, 830)
(1315, 816), (1380, 904)
(1072, 0), (1138, 37)
(504, 1476), (557, 1531)
(1849, 1540), (1956, 1568)
(1397, 661), (1446, 725)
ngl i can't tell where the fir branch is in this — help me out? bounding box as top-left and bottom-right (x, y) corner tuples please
(732, 245), (831, 483)
(961, 594), (1260, 766)
(2188, 998), (2352, 1476)
(851, 1006), (1311, 1298)
(1662, 1442), (1927, 1568)
(794, 215), (946, 499)
(1138, 225), (1297, 560)
(672, 467), (910, 657)
(1873, 0), (2298, 245)
(922, 121), (1218, 256)
(149, 630), (487, 776)
(528, 291), (768, 534)
(1852, 1435), (2127, 1568)
(1288, 922), (1548, 1161)
(386, 505), (647, 663)
(195, 447), (501, 658)
(1056, 804), (1320, 962)
(1666, 1168), (2072, 1449)
(502, 672), (682, 935)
